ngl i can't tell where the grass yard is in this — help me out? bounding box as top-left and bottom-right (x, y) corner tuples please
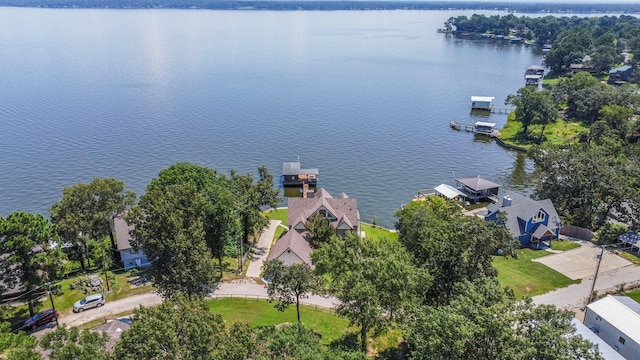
(264, 208), (288, 226)
(617, 250), (640, 266)
(208, 298), (348, 344)
(622, 289), (640, 303)
(493, 248), (579, 300)
(498, 113), (588, 149)
(550, 240), (581, 251)
(361, 223), (398, 241)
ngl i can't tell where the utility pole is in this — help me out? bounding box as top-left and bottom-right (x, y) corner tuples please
(586, 245), (606, 306)
(47, 282), (56, 312)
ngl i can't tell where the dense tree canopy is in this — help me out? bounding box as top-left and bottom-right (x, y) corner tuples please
(395, 197), (517, 304)
(531, 143), (640, 230)
(0, 212), (63, 315)
(49, 178), (135, 271)
(312, 233), (427, 353)
(129, 183), (216, 298)
(403, 278), (602, 360)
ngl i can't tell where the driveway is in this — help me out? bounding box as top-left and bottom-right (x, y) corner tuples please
(245, 220), (281, 279)
(534, 242), (632, 280)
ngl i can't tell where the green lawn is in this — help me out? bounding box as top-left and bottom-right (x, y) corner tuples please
(264, 208), (288, 225)
(617, 250), (640, 266)
(498, 113), (588, 149)
(550, 240), (581, 251)
(361, 223), (398, 241)
(622, 289), (640, 303)
(493, 249), (579, 299)
(208, 298), (348, 344)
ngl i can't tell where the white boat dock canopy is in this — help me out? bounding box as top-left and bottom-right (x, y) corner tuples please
(474, 121), (496, 128)
(470, 96), (495, 102)
(434, 184), (467, 200)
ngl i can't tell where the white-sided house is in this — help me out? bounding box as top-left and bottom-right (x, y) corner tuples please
(584, 295), (640, 360)
(267, 230), (313, 267)
(113, 212), (151, 271)
(288, 188), (360, 238)
(572, 319), (625, 360)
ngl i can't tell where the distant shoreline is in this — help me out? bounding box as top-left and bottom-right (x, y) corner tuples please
(0, 1), (639, 13)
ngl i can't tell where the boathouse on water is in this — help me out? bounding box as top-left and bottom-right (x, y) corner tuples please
(455, 176), (500, 203)
(470, 96), (495, 110)
(282, 162), (319, 187)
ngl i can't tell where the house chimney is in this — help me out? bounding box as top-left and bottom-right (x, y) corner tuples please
(502, 195), (512, 207)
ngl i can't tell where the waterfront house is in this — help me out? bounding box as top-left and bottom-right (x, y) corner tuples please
(584, 295), (640, 360)
(470, 96), (494, 110)
(288, 188), (360, 238)
(485, 191), (561, 248)
(608, 65), (634, 84)
(113, 212), (151, 271)
(281, 162), (319, 187)
(268, 188), (360, 267)
(455, 176), (500, 203)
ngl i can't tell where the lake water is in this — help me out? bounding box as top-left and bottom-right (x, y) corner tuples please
(0, 8), (543, 228)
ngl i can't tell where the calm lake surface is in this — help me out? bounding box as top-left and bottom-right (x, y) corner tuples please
(0, 8), (543, 228)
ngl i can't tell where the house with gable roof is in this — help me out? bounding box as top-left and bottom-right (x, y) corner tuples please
(268, 188), (360, 266)
(485, 191), (562, 248)
(114, 212), (151, 271)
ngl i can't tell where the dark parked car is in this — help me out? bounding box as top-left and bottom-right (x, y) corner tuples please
(24, 308), (59, 330)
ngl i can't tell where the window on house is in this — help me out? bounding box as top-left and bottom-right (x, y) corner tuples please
(129, 249), (137, 254)
(318, 209), (327, 218)
(619, 336), (626, 345)
(533, 210), (545, 223)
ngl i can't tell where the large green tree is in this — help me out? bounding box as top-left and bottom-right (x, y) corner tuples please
(395, 197), (517, 304)
(114, 296), (226, 359)
(312, 233), (426, 353)
(144, 162), (241, 278)
(531, 143), (639, 229)
(403, 278), (602, 360)
(304, 214), (335, 249)
(49, 178), (135, 271)
(261, 259), (317, 323)
(229, 167), (281, 270)
(0, 212), (64, 315)
(0, 322), (41, 360)
(128, 183), (216, 298)
(40, 326), (111, 360)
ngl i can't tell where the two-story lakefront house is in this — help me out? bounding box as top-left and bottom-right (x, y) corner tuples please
(485, 191), (562, 248)
(268, 188), (360, 267)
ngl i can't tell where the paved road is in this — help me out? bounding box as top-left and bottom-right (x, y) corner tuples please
(245, 220), (281, 278)
(57, 279), (337, 328)
(533, 264), (640, 311)
(59, 292), (163, 327)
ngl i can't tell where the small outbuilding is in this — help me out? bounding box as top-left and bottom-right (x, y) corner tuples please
(281, 162), (319, 187)
(584, 295), (640, 360)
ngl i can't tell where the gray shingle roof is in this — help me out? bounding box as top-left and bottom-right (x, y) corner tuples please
(114, 212), (134, 251)
(282, 162), (319, 176)
(489, 191), (561, 238)
(288, 188), (359, 232)
(268, 230), (313, 266)
(456, 176), (501, 191)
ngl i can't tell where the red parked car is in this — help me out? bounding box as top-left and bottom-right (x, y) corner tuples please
(24, 308), (59, 331)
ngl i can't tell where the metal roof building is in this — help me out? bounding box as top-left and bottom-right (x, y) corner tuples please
(584, 295), (640, 360)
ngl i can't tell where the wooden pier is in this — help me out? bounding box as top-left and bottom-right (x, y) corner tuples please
(450, 121), (500, 137)
(490, 107), (513, 114)
(450, 121), (475, 132)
